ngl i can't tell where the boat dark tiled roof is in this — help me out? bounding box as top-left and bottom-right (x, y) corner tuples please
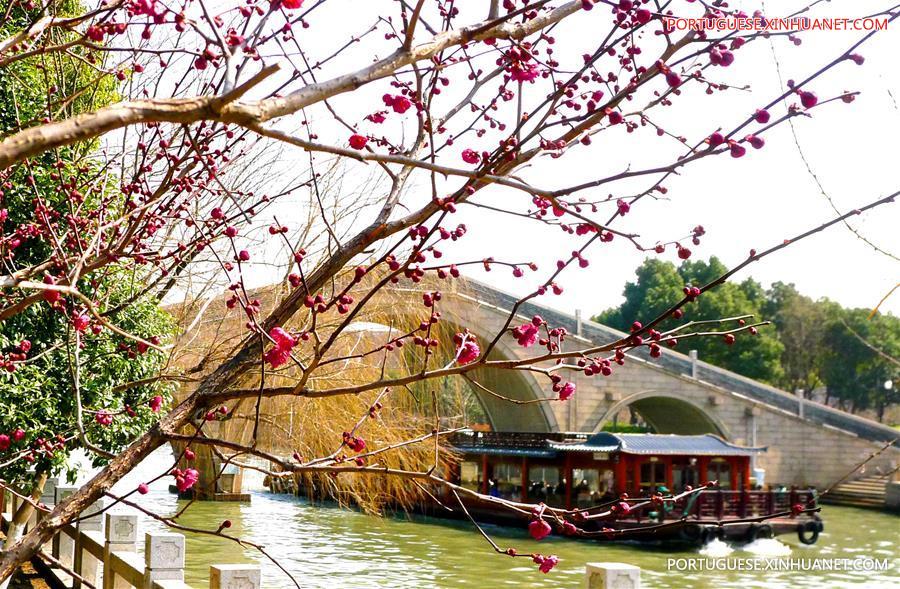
(614, 433), (765, 456)
(452, 430), (765, 457)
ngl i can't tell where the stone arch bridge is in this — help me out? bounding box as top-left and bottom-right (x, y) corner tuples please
(179, 278), (899, 491)
(388, 279), (899, 489)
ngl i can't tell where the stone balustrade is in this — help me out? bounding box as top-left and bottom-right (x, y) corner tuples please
(1, 480), (260, 589)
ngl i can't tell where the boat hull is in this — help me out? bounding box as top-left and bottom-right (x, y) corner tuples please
(422, 498), (824, 546)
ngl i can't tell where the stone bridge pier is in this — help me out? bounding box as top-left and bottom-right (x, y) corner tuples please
(169, 421), (249, 501)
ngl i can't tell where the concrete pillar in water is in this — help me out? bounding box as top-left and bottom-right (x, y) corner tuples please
(584, 562), (641, 588)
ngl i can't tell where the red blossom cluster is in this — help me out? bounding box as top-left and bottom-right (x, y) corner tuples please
(532, 554), (559, 573)
(501, 44), (542, 83)
(0, 340), (31, 373)
(204, 406), (229, 421)
(528, 504), (552, 540)
(342, 431), (366, 453)
(173, 467), (200, 492)
(453, 331), (480, 365)
(264, 327), (297, 368)
(512, 316), (543, 347)
(0, 428), (26, 451)
(549, 375), (577, 401)
(382, 94), (412, 114)
(149, 395), (163, 413)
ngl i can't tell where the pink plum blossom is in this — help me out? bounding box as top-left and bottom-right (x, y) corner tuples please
(149, 395), (163, 412)
(532, 554), (559, 573)
(512, 323), (539, 347)
(456, 339), (480, 365)
(264, 326), (297, 368)
(528, 519), (552, 540)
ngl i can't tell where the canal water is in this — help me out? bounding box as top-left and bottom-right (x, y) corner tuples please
(87, 448), (898, 588)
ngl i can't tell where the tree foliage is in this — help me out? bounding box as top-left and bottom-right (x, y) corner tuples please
(595, 257), (784, 383)
(597, 258), (899, 417)
(820, 307), (899, 420)
(0, 0), (174, 484)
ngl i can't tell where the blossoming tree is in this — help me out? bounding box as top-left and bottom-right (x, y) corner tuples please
(0, 0), (897, 583)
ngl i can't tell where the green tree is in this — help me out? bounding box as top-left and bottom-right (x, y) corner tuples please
(820, 307), (899, 421)
(0, 0), (174, 484)
(763, 282), (829, 398)
(595, 257), (784, 383)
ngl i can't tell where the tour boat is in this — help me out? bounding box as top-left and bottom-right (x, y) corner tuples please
(441, 429), (824, 545)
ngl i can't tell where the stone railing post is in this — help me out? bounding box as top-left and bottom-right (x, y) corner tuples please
(38, 477), (59, 551)
(26, 476), (57, 535)
(73, 499), (106, 588)
(144, 532), (185, 589)
(40, 477), (59, 508)
(585, 563), (641, 589)
(209, 564), (261, 589)
(53, 486), (78, 567)
(103, 513), (138, 589)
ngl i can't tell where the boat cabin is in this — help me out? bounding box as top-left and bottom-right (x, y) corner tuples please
(449, 430), (765, 510)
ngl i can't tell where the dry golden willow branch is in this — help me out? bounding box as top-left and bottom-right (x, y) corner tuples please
(207, 190), (897, 407)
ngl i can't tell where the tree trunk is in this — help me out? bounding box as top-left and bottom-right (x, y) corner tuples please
(0, 472), (47, 589)
(0, 392), (202, 583)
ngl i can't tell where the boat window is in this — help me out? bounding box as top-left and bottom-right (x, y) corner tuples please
(460, 461), (482, 492)
(672, 458), (699, 492)
(572, 468), (613, 507)
(527, 466), (564, 507)
(639, 460), (666, 495)
(490, 462), (522, 501)
(707, 458), (731, 489)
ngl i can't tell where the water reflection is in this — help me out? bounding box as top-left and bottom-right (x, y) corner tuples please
(81, 447), (898, 588)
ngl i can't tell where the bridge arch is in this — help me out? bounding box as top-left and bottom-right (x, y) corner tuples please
(429, 302), (559, 433)
(594, 390), (730, 438)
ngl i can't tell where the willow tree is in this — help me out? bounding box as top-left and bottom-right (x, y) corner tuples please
(0, 0), (897, 584)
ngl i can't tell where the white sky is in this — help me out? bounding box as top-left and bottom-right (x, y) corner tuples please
(188, 0), (900, 318)
(449, 0), (900, 318)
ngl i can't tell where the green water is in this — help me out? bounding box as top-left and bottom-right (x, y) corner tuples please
(123, 489), (898, 588)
